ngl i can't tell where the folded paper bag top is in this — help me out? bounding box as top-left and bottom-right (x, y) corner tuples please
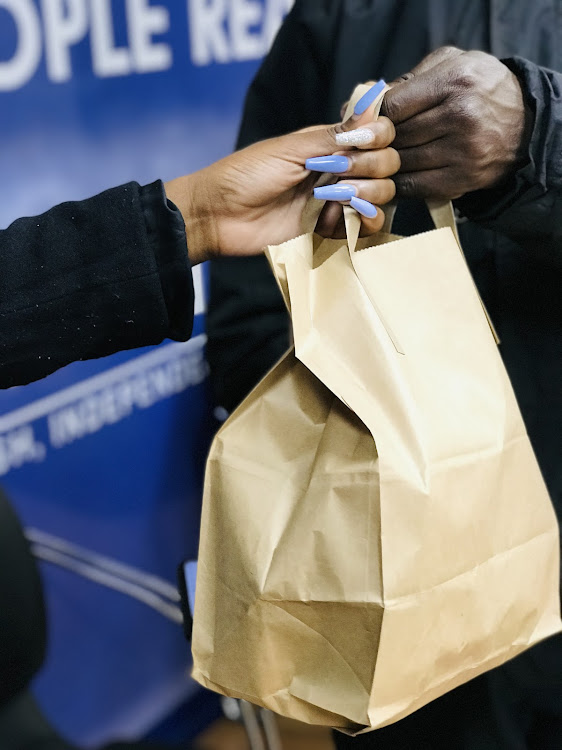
(190, 84), (561, 733)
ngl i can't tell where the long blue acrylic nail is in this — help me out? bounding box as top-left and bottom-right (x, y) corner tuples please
(350, 196), (377, 218)
(305, 155), (350, 173)
(314, 184), (357, 201)
(354, 79), (386, 116)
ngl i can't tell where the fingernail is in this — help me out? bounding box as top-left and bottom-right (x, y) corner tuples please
(305, 155), (350, 173)
(314, 184), (357, 201)
(335, 128), (375, 147)
(350, 196), (377, 218)
(354, 79), (386, 116)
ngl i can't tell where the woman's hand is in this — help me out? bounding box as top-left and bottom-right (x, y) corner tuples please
(165, 113), (399, 265)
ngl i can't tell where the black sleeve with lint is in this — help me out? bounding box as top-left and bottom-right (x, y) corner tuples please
(0, 180), (194, 388)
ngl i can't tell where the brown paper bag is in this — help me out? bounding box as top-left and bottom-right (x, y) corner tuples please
(191, 85), (561, 733)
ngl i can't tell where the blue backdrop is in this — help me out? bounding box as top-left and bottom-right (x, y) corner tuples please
(0, 1), (292, 745)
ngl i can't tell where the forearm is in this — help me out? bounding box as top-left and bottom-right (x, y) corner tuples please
(0, 181), (194, 388)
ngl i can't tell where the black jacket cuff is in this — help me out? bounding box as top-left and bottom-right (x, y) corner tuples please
(455, 57), (555, 224)
(139, 180), (194, 342)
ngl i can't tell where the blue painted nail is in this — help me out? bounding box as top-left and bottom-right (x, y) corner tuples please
(350, 196), (377, 218)
(354, 79), (386, 116)
(305, 155), (350, 173)
(314, 184), (357, 201)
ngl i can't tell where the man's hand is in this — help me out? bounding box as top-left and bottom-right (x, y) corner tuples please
(381, 47), (533, 200)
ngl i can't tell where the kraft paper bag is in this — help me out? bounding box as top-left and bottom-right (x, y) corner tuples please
(191, 85), (561, 733)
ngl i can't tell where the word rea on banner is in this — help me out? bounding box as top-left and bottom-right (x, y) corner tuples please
(187, 0), (293, 65)
(0, 0), (294, 90)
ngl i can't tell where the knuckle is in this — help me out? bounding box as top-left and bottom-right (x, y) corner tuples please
(379, 116), (396, 145)
(378, 148), (401, 178)
(365, 179), (395, 206)
(373, 149), (393, 177)
(394, 173), (418, 198)
(439, 45), (463, 59)
(415, 46), (462, 73)
(451, 60), (480, 91)
(452, 70), (473, 91)
(396, 71), (415, 84)
(383, 178), (397, 203)
(466, 50), (492, 68)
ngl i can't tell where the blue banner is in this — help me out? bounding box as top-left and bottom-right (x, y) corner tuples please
(0, 1), (292, 744)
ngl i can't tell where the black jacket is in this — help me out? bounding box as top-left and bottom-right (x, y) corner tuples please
(207, 0), (562, 512)
(0, 180), (194, 388)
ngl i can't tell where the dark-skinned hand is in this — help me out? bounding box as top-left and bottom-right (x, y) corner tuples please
(380, 46), (533, 200)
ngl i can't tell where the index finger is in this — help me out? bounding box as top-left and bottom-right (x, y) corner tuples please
(387, 45), (465, 87)
(334, 117), (396, 150)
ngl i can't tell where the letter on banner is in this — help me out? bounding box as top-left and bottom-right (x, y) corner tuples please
(0, 0), (42, 91)
(126, 0), (172, 73)
(262, 0), (294, 49)
(188, 0), (230, 66)
(230, 0), (262, 61)
(90, 0), (132, 77)
(41, 0), (88, 83)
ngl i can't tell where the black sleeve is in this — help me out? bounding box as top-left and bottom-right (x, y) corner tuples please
(0, 180), (194, 388)
(207, 1), (336, 413)
(456, 57), (562, 262)
(235, 2), (336, 148)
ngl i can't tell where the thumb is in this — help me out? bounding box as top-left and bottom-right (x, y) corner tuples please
(382, 46), (465, 123)
(277, 123), (352, 164)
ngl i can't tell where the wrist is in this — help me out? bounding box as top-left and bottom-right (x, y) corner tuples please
(164, 173), (217, 265)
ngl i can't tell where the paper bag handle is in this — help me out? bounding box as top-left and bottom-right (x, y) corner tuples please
(302, 83), (499, 349)
(341, 86), (499, 345)
(380, 199), (459, 242)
